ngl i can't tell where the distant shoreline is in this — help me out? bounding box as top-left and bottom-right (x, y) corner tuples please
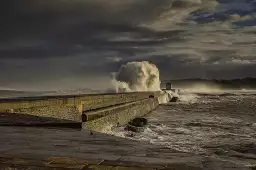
(163, 77), (256, 90)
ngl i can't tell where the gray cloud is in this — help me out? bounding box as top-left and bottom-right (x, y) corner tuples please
(1, 0), (255, 90)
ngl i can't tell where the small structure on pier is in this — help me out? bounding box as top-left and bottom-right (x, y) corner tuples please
(165, 82), (180, 94)
(166, 83), (173, 90)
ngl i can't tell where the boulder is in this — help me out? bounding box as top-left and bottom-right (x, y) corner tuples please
(125, 118), (148, 133)
(125, 124), (145, 133)
(170, 96), (179, 102)
(128, 117), (148, 127)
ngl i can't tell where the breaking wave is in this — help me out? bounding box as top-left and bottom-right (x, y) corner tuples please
(109, 61), (200, 104)
(111, 61), (161, 92)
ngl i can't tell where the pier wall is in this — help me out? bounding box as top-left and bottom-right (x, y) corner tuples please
(83, 98), (159, 132)
(0, 91), (165, 131)
(0, 92), (160, 119)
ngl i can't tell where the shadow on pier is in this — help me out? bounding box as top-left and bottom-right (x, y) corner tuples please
(0, 112), (81, 129)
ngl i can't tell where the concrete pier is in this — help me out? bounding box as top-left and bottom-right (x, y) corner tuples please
(83, 98), (159, 132)
(0, 92), (162, 130)
(0, 126), (250, 170)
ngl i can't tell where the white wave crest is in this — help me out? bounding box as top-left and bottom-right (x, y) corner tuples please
(112, 61), (161, 92)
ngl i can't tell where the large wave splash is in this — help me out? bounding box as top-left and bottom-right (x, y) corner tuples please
(112, 61), (161, 93)
(111, 61), (200, 103)
(110, 61), (181, 104)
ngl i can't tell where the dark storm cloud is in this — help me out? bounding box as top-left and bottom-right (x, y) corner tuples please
(172, 0), (201, 8)
(1, 0), (219, 43)
(1, 0), (255, 90)
(0, 0), (193, 61)
(206, 64), (256, 79)
(0, 0), (173, 41)
(0, 30), (187, 61)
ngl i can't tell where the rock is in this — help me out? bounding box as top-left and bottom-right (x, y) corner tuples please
(170, 96), (179, 102)
(149, 95), (154, 98)
(125, 124), (145, 133)
(125, 118), (148, 133)
(128, 118), (148, 127)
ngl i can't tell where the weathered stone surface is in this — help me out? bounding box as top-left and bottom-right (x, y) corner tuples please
(0, 92), (160, 111)
(0, 92), (161, 122)
(3, 106), (80, 122)
(83, 98), (158, 132)
(83, 101), (144, 122)
(0, 126), (251, 170)
(0, 112), (81, 128)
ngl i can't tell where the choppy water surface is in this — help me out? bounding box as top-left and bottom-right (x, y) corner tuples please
(111, 90), (256, 165)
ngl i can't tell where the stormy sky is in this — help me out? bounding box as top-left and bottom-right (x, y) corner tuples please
(1, 0), (255, 90)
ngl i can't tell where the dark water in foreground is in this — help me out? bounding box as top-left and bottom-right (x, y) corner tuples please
(111, 91), (256, 166)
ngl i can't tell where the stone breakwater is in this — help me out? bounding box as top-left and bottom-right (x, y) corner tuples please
(0, 92), (164, 131)
(83, 97), (159, 132)
(1, 126), (251, 170)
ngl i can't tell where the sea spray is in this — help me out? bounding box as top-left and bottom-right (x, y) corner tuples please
(112, 61), (161, 92)
(110, 61), (187, 103)
(178, 92), (199, 103)
(158, 91), (170, 104)
(99, 123), (127, 138)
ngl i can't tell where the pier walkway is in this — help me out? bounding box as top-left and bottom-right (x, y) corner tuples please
(0, 126), (250, 170)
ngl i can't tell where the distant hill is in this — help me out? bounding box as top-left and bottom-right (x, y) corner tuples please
(163, 77), (256, 90)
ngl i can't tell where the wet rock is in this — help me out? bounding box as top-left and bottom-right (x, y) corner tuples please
(125, 124), (145, 133)
(128, 118), (148, 127)
(149, 95), (154, 98)
(125, 118), (148, 133)
(170, 96), (179, 102)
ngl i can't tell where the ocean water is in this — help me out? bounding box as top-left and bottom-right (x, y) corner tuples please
(110, 90), (256, 165)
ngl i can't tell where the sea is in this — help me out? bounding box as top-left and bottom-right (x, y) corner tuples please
(109, 90), (256, 166)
